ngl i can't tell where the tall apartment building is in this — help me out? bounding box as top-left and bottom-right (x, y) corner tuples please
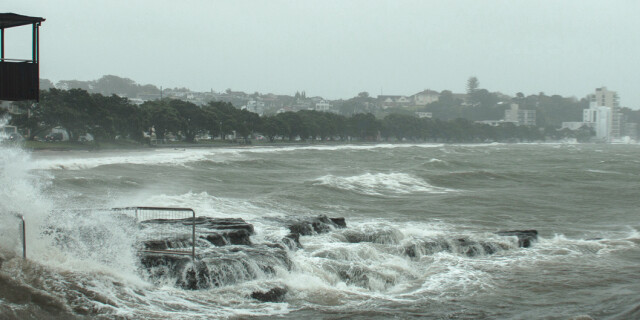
(591, 87), (619, 109)
(583, 104), (612, 140)
(585, 87), (624, 142)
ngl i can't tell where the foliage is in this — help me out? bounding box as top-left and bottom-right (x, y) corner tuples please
(7, 87), (613, 145)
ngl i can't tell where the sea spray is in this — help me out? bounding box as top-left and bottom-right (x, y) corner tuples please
(0, 144), (53, 258)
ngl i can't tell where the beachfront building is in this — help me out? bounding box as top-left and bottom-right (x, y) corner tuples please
(582, 87), (625, 142)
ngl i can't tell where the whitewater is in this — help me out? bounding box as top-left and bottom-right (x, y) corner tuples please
(1, 141), (639, 319)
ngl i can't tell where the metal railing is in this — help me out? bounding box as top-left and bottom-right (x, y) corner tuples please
(19, 215), (26, 259)
(13, 207), (197, 261)
(113, 207), (196, 260)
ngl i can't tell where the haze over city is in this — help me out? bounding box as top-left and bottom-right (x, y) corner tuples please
(4, 0), (640, 109)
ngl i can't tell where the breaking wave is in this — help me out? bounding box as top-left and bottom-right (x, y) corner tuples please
(313, 172), (453, 196)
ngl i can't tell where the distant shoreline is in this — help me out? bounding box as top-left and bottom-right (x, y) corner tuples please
(16, 138), (628, 153)
(20, 139), (359, 152)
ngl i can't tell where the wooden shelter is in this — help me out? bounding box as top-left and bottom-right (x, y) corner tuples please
(0, 13), (45, 101)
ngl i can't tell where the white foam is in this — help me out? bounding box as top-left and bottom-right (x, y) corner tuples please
(313, 172), (452, 196)
(30, 148), (247, 170)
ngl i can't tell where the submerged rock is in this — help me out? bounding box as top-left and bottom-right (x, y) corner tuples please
(282, 233), (302, 250)
(201, 229), (252, 246)
(496, 230), (538, 248)
(404, 237), (510, 258)
(287, 215), (347, 236)
(143, 238), (192, 251)
(250, 287), (287, 302)
(341, 227), (403, 244)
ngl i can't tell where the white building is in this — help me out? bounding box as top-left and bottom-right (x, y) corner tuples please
(411, 90), (440, 106)
(583, 87), (625, 142)
(589, 87), (619, 109)
(243, 100), (265, 115)
(415, 112), (432, 119)
(583, 103), (613, 141)
(314, 100), (333, 112)
(504, 104), (536, 126)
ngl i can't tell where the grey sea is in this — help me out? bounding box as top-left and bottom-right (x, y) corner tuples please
(1, 143), (639, 319)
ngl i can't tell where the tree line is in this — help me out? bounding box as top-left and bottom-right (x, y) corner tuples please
(7, 88), (592, 144)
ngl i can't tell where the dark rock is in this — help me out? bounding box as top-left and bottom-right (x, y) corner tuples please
(287, 215), (346, 236)
(404, 237), (509, 258)
(342, 228), (402, 244)
(201, 229), (252, 246)
(404, 239), (452, 258)
(330, 217), (347, 228)
(288, 222), (314, 236)
(145, 216), (254, 232)
(496, 230), (538, 248)
(143, 238), (192, 251)
(250, 287), (287, 302)
(143, 217), (254, 247)
(140, 253), (211, 290)
(282, 233), (302, 250)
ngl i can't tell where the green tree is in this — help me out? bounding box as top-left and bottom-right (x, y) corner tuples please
(466, 77), (479, 96)
(141, 100), (180, 140)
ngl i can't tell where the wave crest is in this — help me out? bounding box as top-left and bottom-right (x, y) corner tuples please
(313, 173), (451, 196)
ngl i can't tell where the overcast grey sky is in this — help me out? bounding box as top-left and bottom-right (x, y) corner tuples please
(4, 0), (640, 108)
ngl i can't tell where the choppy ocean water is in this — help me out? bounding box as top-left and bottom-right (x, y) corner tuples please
(1, 143), (639, 319)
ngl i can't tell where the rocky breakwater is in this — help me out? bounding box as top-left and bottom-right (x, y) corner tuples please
(137, 216), (537, 296)
(403, 229), (539, 258)
(139, 215), (346, 292)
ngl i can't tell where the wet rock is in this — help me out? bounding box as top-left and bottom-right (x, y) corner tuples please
(282, 233), (302, 250)
(179, 260), (211, 290)
(330, 217), (347, 228)
(139, 215), (346, 290)
(143, 238), (192, 251)
(496, 230), (538, 248)
(140, 253), (211, 290)
(144, 216), (254, 235)
(201, 229), (252, 246)
(0, 273), (73, 317)
(287, 215), (346, 236)
(404, 239), (452, 258)
(250, 287), (287, 302)
(404, 237), (509, 258)
(144, 217), (254, 247)
(341, 228), (403, 244)
(193, 217), (255, 234)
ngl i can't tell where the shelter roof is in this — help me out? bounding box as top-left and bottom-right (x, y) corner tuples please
(0, 13), (45, 29)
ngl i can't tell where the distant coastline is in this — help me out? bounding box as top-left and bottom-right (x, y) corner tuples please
(18, 138), (630, 153)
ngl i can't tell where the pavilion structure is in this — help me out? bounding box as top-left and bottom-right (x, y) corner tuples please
(0, 13), (45, 101)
